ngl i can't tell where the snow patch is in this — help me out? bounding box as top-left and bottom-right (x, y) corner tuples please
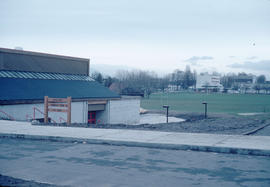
(238, 113), (264, 116)
(137, 114), (185, 125)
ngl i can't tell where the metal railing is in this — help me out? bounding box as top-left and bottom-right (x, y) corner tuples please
(25, 114), (33, 121)
(0, 110), (15, 120)
(33, 107), (57, 123)
(59, 116), (66, 123)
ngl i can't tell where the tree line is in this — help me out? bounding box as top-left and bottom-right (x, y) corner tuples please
(91, 65), (196, 97)
(91, 66), (269, 96)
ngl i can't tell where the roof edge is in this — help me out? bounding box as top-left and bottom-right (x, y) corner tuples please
(0, 97), (121, 105)
(0, 47), (89, 62)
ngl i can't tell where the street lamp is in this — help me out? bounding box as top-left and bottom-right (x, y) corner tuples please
(163, 105), (169, 123)
(202, 102), (208, 119)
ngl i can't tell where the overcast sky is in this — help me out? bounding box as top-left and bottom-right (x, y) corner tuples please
(1, 0), (270, 77)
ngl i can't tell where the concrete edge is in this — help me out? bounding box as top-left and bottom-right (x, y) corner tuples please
(243, 123), (270, 135)
(1, 133), (270, 157)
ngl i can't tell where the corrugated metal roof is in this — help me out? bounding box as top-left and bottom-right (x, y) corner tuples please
(0, 77), (120, 102)
(0, 70), (94, 81)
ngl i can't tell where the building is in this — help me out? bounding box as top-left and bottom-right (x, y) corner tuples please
(0, 48), (140, 124)
(222, 73), (257, 94)
(233, 73), (256, 84)
(167, 84), (181, 92)
(196, 73), (223, 92)
(233, 74), (256, 93)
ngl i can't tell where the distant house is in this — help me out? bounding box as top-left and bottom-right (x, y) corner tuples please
(196, 73), (223, 92)
(0, 48), (140, 124)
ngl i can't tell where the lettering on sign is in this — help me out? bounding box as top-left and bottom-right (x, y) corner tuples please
(44, 96), (71, 124)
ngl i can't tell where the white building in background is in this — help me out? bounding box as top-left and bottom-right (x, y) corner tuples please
(196, 73), (223, 92)
(167, 84), (181, 92)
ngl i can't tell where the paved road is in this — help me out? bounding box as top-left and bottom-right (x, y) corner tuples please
(0, 138), (270, 187)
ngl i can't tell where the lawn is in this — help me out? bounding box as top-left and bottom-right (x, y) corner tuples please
(141, 92), (270, 114)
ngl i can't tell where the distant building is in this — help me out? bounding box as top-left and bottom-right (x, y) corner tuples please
(196, 73), (223, 92)
(0, 48), (140, 125)
(233, 73), (256, 84)
(167, 84), (181, 92)
(232, 73), (256, 94)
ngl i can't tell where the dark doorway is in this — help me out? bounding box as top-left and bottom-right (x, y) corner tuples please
(88, 111), (96, 124)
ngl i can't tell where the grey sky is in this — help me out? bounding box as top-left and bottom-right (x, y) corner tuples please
(184, 56), (214, 65)
(1, 0), (270, 77)
(229, 60), (270, 71)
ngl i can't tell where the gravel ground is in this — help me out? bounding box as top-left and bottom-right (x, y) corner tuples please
(34, 111), (270, 135)
(253, 124), (270, 136)
(89, 112), (269, 135)
(0, 174), (61, 187)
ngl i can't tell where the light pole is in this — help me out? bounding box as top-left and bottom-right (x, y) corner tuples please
(163, 105), (169, 123)
(202, 102), (208, 119)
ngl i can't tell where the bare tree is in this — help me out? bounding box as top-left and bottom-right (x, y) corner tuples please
(115, 70), (160, 97)
(91, 71), (103, 84)
(183, 65), (196, 89)
(253, 84), (262, 94)
(257, 75), (266, 84)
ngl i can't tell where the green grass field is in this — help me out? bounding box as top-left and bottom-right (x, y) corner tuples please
(141, 92), (270, 114)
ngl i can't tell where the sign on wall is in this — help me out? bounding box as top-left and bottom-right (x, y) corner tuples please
(44, 96), (71, 124)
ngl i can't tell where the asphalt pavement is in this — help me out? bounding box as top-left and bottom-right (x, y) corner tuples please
(0, 138), (270, 187)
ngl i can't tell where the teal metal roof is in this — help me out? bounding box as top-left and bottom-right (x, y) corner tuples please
(0, 70), (94, 81)
(0, 71), (120, 103)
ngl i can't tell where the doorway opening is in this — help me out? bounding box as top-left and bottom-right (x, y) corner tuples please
(88, 111), (96, 124)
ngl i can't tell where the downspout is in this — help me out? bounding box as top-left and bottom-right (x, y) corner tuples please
(85, 101), (88, 123)
(107, 101), (110, 124)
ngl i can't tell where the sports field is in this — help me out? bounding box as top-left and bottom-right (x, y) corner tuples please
(141, 92), (270, 114)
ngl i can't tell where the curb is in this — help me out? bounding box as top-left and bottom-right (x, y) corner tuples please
(1, 133), (270, 157)
(243, 123), (270, 135)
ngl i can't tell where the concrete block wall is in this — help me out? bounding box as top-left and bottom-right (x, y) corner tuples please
(95, 105), (109, 124)
(108, 97), (140, 125)
(0, 98), (140, 125)
(0, 103), (43, 121)
(0, 101), (87, 123)
(71, 102), (87, 123)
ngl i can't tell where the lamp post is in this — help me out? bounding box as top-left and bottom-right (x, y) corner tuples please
(163, 105), (169, 123)
(202, 102), (208, 119)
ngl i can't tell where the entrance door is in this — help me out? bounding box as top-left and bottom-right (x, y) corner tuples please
(88, 111), (96, 124)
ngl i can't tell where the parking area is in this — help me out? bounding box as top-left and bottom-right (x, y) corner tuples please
(1, 138), (270, 187)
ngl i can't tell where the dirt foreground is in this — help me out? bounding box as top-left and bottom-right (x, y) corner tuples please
(0, 174), (61, 187)
(34, 111), (270, 136)
(87, 111), (270, 135)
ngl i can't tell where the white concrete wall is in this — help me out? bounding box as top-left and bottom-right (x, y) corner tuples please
(95, 105), (109, 124)
(0, 101), (87, 123)
(71, 101), (87, 123)
(108, 97), (140, 125)
(0, 99), (140, 125)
